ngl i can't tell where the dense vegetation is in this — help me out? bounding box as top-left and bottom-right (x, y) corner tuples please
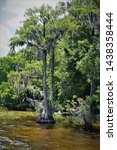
(0, 0), (100, 128)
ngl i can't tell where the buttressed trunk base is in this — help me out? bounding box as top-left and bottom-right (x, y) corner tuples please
(36, 107), (55, 124)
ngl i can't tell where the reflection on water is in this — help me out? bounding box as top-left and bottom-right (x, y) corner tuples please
(0, 109), (100, 150)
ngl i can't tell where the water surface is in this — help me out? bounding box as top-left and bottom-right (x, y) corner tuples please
(0, 109), (99, 150)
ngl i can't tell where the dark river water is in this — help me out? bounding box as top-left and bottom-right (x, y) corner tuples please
(0, 109), (100, 150)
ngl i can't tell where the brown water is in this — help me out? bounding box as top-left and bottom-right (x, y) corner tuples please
(0, 109), (100, 150)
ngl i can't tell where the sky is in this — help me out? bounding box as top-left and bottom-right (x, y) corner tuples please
(0, 0), (68, 57)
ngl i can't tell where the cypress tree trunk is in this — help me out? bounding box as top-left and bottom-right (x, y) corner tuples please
(50, 47), (54, 103)
(36, 50), (55, 124)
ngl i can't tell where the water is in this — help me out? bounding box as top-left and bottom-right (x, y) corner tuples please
(0, 109), (100, 150)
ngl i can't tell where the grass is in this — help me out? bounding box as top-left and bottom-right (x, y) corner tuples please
(53, 114), (82, 125)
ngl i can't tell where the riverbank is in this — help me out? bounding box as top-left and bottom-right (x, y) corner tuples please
(0, 108), (100, 130)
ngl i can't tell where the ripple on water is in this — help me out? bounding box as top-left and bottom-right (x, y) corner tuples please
(0, 144), (7, 150)
(0, 136), (30, 150)
(0, 130), (4, 133)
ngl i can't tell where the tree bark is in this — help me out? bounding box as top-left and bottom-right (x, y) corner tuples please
(50, 47), (54, 102)
(43, 50), (48, 112)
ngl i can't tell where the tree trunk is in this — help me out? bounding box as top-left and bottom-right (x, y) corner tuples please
(83, 109), (92, 131)
(50, 47), (54, 103)
(90, 78), (95, 96)
(36, 50), (55, 124)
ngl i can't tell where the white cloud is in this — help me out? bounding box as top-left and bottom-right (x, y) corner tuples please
(2, 0), (40, 29)
(2, 0), (66, 16)
(2, 0), (66, 13)
(3, 0), (68, 29)
(4, 14), (24, 29)
(0, 24), (12, 56)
